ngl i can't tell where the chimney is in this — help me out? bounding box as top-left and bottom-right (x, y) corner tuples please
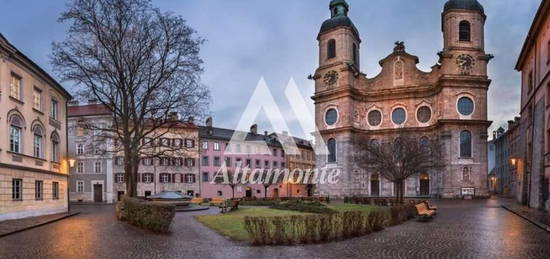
(250, 124), (258, 134)
(188, 116), (194, 123)
(492, 131), (496, 140)
(264, 131), (268, 136)
(206, 117), (213, 127)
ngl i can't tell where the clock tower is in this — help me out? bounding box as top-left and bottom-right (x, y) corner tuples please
(440, 0), (491, 76)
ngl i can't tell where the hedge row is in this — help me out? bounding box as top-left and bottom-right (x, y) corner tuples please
(117, 196), (176, 233)
(244, 209), (388, 245)
(271, 200), (336, 214)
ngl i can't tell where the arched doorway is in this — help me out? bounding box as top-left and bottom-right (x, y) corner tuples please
(419, 173), (430, 196)
(370, 174), (380, 196)
(245, 187), (252, 198)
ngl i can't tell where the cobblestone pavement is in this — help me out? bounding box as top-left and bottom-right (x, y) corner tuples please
(1, 198), (550, 259)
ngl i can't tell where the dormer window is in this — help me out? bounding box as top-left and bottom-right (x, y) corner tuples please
(459, 21), (471, 41)
(327, 39), (336, 59)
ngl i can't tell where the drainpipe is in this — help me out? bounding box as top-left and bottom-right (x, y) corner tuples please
(65, 100), (70, 214)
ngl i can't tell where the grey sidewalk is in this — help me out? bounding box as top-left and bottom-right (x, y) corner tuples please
(0, 212), (79, 238)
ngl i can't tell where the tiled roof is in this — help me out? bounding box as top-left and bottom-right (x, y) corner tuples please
(199, 126), (282, 147)
(68, 104), (111, 117)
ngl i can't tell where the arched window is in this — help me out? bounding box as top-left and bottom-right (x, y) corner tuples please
(460, 130), (472, 158)
(368, 110), (382, 127)
(9, 115), (23, 153)
(352, 43), (358, 65)
(51, 132), (60, 163)
(327, 138), (336, 163)
(459, 21), (471, 41)
(327, 39), (336, 59)
(33, 125), (44, 158)
(392, 107), (407, 125)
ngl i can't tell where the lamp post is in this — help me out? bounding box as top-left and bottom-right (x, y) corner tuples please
(68, 158), (76, 214)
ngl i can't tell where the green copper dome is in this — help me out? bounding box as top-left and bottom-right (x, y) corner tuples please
(319, 0), (359, 38)
(444, 0), (485, 14)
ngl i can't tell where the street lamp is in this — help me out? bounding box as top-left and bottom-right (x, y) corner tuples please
(510, 158), (517, 167)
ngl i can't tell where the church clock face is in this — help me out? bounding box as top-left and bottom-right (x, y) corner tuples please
(323, 70), (339, 87)
(456, 54), (475, 75)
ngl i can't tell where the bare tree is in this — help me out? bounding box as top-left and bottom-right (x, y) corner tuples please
(52, 0), (209, 197)
(354, 132), (445, 203)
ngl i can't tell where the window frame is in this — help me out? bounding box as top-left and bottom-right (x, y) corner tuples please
(391, 107), (407, 126)
(327, 138), (337, 164)
(10, 73), (22, 100)
(35, 180), (43, 200)
(459, 130), (473, 158)
(52, 182), (59, 200)
(324, 107), (339, 126)
(327, 39), (336, 59)
(12, 178), (23, 201)
(77, 181), (84, 193)
(459, 20), (471, 42)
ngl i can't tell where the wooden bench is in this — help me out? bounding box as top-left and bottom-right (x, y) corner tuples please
(191, 198), (204, 204)
(415, 203), (436, 221)
(219, 199), (240, 214)
(209, 197), (225, 206)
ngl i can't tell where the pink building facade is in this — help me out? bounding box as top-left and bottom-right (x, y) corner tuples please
(198, 119), (301, 199)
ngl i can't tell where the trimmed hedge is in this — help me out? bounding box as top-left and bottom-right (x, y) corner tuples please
(117, 196), (176, 233)
(239, 200), (281, 206)
(271, 200), (336, 214)
(244, 208), (388, 245)
(388, 204), (417, 225)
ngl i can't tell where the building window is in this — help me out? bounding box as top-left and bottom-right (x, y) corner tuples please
(246, 159), (251, 167)
(185, 174), (196, 183)
(460, 130), (472, 158)
(10, 73), (21, 100)
(235, 158), (242, 168)
(217, 191), (223, 196)
(185, 139), (195, 148)
(368, 110), (382, 127)
(115, 174), (125, 183)
(392, 107), (407, 125)
(255, 159), (261, 168)
(94, 161), (102, 173)
(35, 181), (43, 200)
(77, 143), (84, 155)
(325, 108), (338, 126)
(459, 20), (471, 41)
(273, 161), (278, 168)
(33, 88), (42, 111)
(327, 138), (336, 163)
(52, 182), (59, 200)
(202, 141), (208, 150)
(77, 162), (84, 173)
(273, 149), (278, 157)
(202, 172), (209, 182)
(416, 106), (432, 123)
(33, 126), (44, 158)
(213, 142), (220, 151)
(12, 179), (23, 201)
(77, 181), (84, 193)
(143, 174), (153, 183)
(457, 97), (474, 116)
(213, 156), (221, 166)
(51, 133), (60, 162)
(51, 99), (59, 120)
(185, 158), (196, 167)
(160, 173), (171, 183)
(327, 39), (336, 59)
(202, 156), (209, 166)
(225, 157), (231, 167)
(9, 115), (23, 153)
(264, 160), (269, 168)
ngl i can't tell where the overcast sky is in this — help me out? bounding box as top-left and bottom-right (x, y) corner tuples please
(0, 0), (540, 139)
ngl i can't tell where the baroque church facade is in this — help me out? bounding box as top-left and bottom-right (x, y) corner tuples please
(314, 0), (492, 198)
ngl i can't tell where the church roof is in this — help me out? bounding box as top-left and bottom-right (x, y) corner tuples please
(319, 0), (359, 40)
(443, 0), (485, 14)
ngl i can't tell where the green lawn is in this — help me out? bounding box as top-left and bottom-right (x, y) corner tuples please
(195, 204), (377, 241)
(195, 207), (312, 241)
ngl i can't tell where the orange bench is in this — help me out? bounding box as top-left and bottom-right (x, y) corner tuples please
(191, 198), (204, 204)
(415, 203), (436, 220)
(209, 197), (225, 206)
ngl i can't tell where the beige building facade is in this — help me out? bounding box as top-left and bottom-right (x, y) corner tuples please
(314, 0), (491, 199)
(515, 0), (550, 211)
(0, 34), (71, 220)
